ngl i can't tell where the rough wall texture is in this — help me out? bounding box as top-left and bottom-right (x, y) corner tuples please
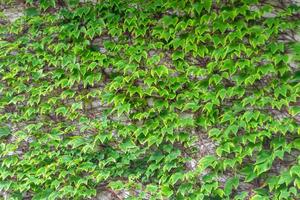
(0, 1), (299, 200)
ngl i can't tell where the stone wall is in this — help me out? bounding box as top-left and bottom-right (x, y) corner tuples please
(0, 1), (299, 199)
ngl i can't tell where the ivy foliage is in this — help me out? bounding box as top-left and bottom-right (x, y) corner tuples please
(0, 0), (299, 199)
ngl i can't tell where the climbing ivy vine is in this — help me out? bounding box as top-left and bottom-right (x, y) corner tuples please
(0, 0), (299, 199)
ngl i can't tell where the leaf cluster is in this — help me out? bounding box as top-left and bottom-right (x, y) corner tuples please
(0, 0), (299, 199)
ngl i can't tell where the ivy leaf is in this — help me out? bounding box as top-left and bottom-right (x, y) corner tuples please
(278, 171), (293, 186)
(71, 102), (83, 111)
(170, 172), (184, 185)
(208, 128), (221, 138)
(290, 165), (300, 177)
(224, 176), (239, 196)
(250, 195), (269, 200)
(0, 126), (11, 138)
(40, 0), (56, 10)
(292, 139), (300, 150)
(197, 155), (217, 172)
(151, 65), (169, 77)
(203, 0), (212, 11)
(183, 102), (200, 112)
(289, 106), (300, 116)
(109, 181), (123, 190)
(161, 185), (173, 198)
(192, 2), (203, 15)
(172, 51), (184, 60)
(161, 16), (178, 27)
(266, 176), (279, 191)
(178, 183), (193, 196)
(25, 7), (39, 17)
(146, 184), (158, 193)
(120, 139), (136, 152)
(55, 107), (68, 116)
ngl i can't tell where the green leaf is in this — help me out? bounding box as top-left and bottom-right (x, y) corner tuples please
(203, 0), (212, 11)
(208, 128), (221, 138)
(71, 102), (83, 111)
(161, 15), (178, 27)
(193, 2), (203, 15)
(151, 65), (169, 77)
(224, 176), (239, 196)
(25, 7), (39, 16)
(0, 127), (11, 138)
(197, 155), (217, 171)
(170, 172), (184, 185)
(109, 181), (123, 190)
(172, 51), (184, 60)
(290, 165), (300, 177)
(292, 139), (300, 150)
(146, 184), (158, 193)
(161, 185), (173, 198)
(289, 106), (300, 116)
(55, 107), (68, 116)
